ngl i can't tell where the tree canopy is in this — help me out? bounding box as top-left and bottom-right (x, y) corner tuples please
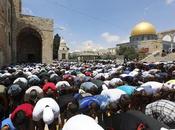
(117, 46), (139, 61)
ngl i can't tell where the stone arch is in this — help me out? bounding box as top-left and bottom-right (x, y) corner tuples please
(17, 24), (45, 40)
(162, 34), (172, 42)
(16, 27), (42, 63)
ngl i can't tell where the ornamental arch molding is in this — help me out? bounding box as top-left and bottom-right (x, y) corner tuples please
(17, 24), (45, 40)
(158, 30), (175, 42)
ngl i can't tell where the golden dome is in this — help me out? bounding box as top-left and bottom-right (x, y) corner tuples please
(131, 21), (156, 36)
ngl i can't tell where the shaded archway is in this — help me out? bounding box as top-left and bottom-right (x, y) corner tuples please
(17, 28), (42, 63)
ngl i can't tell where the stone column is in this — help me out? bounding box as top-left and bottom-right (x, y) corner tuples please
(42, 31), (53, 63)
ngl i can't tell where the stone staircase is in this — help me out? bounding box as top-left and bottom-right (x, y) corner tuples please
(141, 52), (175, 63)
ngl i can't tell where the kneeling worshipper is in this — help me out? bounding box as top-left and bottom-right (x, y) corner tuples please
(24, 86), (43, 105)
(103, 110), (169, 130)
(145, 99), (175, 128)
(101, 88), (126, 102)
(32, 97), (60, 130)
(42, 82), (58, 99)
(77, 96), (101, 119)
(116, 84), (136, 95)
(10, 103), (34, 130)
(136, 81), (163, 95)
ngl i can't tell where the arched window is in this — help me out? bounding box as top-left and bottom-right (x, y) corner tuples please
(162, 35), (171, 42)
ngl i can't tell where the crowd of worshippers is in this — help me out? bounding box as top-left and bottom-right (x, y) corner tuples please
(0, 61), (175, 130)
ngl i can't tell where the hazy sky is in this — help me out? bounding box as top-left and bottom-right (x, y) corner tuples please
(22, 0), (175, 51)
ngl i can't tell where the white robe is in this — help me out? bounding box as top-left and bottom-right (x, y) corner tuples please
(32, 98), (60, 125)
(101, 88), (126, 102)
(63, 115), (104, 130)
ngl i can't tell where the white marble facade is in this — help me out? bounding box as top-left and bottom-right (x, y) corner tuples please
(58, 38), (69, 60)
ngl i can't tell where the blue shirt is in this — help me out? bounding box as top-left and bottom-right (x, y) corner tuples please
(79, 96), (100, 109)
(117, 85), (136, 95)
(93, 95), (110, 110)
(1, 118), (16, 130)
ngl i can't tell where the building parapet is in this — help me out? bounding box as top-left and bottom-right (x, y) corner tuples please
(20, 14), (53, 23)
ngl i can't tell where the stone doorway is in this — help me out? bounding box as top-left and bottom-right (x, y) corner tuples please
(62, 53), (66, 59)
(17, 28), (42, 63)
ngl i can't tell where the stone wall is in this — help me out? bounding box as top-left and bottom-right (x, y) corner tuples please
(138, 40), (163, 54)
(58, 42), (69, 60)
(0, 0), (54, 66)
(15, 15), (54, 63)
(0, 0), (12, 66)
(58, 50), (69, 60)
(19, 15), (53, 31)
(12, 0), (21, 18)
